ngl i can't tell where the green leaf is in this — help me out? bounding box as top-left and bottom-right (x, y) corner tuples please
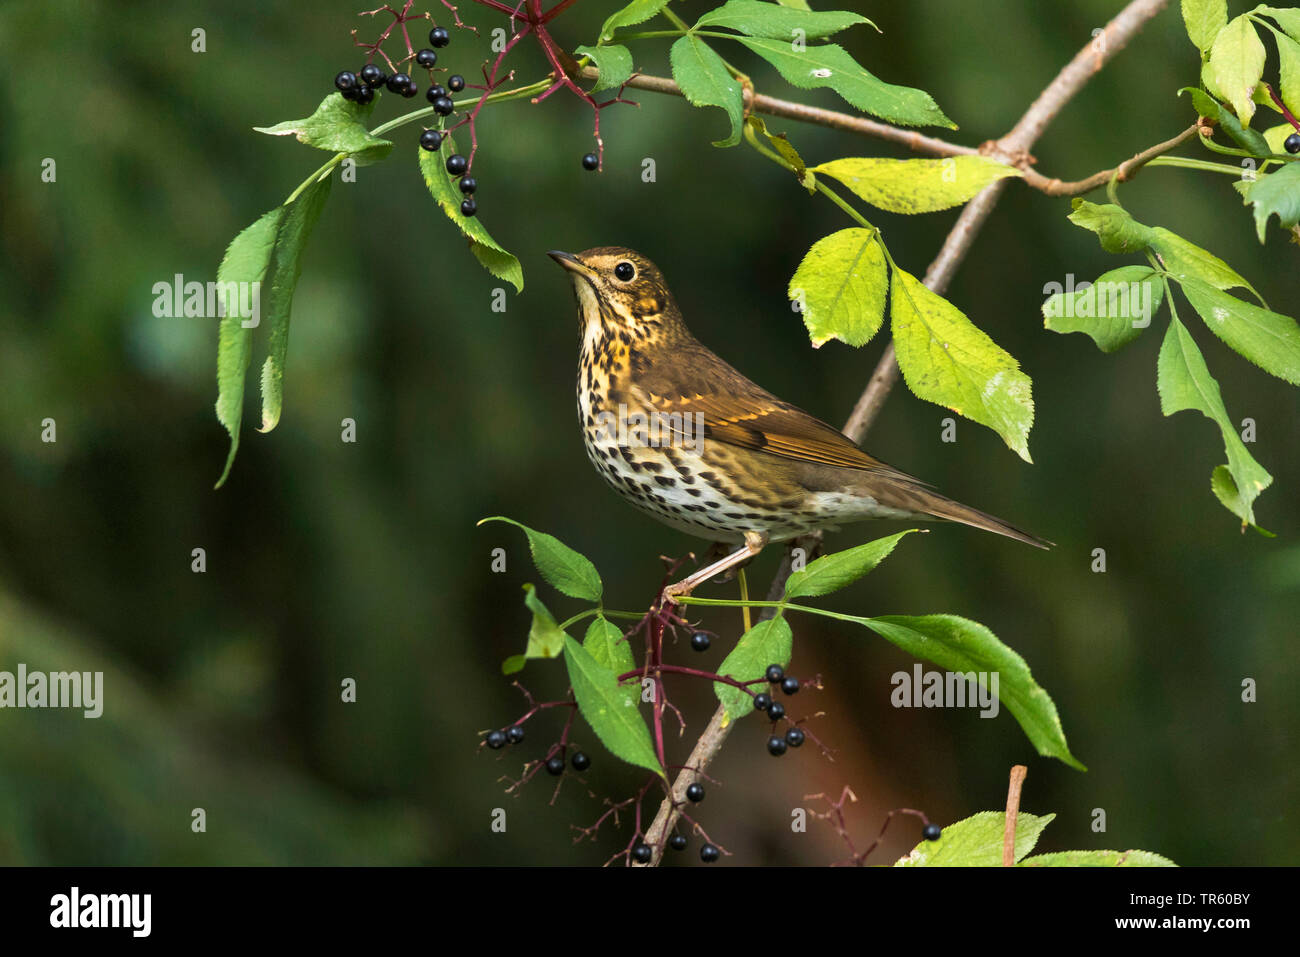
(856, 614), (1083, 769)
(1239, 162), (1300, 241)
(788, 227), (888, 347)
(1180, 0), (1226, 53)
(895, 811), (1055, 866)
(478, 517), (602, 601)
(583, 615), (636, 676)
(696, 0), (874, 40)
(1020, 849), (1177, 867)
(714, 616), (793, 723)
(732, 37), (954, 128)
(813, 156), (1020, 214)
(1260, 5), (1300, 42)
(1178, 87), (1271, 155)
(576, 43), (634, 92)
(670, 35), (745, 147)
(418, 140), (523, 291)
(599, 0), (673, 42)
(215, 205), (286, 487)
(1207, 14), (1266, 123)
(1066, 200), (1155, 253)
(255, 93), (393, 164)
(214, 175), (332, 485)
(1149, 228), (1256, 298)
(1042, 266), (1164, 353)
(783, 530), (917, 599)
(1277, 33), (1300, 116)
(258, 175), (332, 435)
(563, 635), (664, 777)
(1181, 278), (1300, 384)
(522, 584), (568, 662)
(890, 268), (1034, 462)
(1156, 317), (1273, 525)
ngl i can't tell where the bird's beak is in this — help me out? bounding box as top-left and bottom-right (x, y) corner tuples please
(547, 249), (595, 279)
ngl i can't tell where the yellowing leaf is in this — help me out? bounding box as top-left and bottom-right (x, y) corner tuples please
(813, 155), (1020, 214)
(788, 228), (887, 347)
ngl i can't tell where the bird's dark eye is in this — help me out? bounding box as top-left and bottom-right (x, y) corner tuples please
(614, 261), (635, 281)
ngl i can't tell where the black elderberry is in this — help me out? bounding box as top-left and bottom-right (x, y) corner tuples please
(685, 782), (705, 803)
(669, 834), (688, 851)
(485, 729), (507, 750)
(334, 70), (357, 93)
(545, 755), (565, 776)
(631, 843), (652, 864)
(581, 152), (600, 171)
(767, 735), (787, 756)
(781, 676), (800, 695)
(459, 176), (477, 195)
(460, 197), (477, 217)
(429, 26), (450, 48)
(416, 48), (438, 68)
(699, 843), (720, 863)
(767, 701), (786, 722)
(433, 95), (455, 116)
(765, 664), (785, 684)
(690, 631), (711, 652)
(570, 751), (590, 771)
(753, 693), (772, 712)
(419, 129), (443, 152)
(1286, 132), (1300, 154)
(785, 728), (805, 748)
(923, 824), (942, 841)
(446, 153), (469, 176)
(505, 725), (525, 744)
(448, 74), (466, 92)
(360, 63), (384, 87)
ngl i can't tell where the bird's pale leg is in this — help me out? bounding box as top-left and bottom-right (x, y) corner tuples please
(663, 531), (769, 600)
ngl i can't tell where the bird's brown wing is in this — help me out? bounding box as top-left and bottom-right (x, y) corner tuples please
(624, 340), (919, 478)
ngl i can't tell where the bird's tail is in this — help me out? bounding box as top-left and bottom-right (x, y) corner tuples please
(914, 492), (1053, 549)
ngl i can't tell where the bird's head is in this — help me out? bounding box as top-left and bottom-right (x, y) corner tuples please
(548, 246), (684, 343)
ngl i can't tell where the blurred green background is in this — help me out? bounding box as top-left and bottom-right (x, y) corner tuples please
(1, 0), (1296, 865)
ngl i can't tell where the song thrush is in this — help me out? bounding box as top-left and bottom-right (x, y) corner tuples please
(549, 246), (1048, 596)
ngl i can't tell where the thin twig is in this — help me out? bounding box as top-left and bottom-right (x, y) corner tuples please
(1003, 764), (1028, 866)
(639, 0), (1173, 866)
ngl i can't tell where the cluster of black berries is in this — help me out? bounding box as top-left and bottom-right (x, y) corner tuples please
(333, 62), (392, 105)
(1286, 131), (1300, 154)
(484, 726), (590, 774)
(754, 663), (805, 756)
(483, 724), (526, 749)
(631, 834), (719, 864)
(423, 151), (478, 217)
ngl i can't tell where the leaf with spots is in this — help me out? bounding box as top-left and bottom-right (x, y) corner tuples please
(788, 227), (888, 347)
(889, 268), (1034, 462)
(731, 36), (954, 128)
(813, 155), (1021, 214)
(1180, 279), (1300, 385)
